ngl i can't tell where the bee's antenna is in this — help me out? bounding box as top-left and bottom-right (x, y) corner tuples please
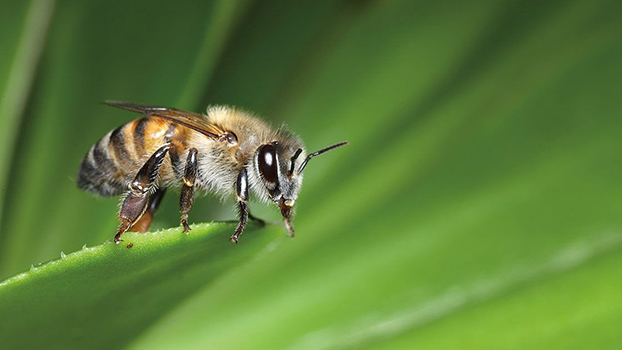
(297, 141), (348, 174)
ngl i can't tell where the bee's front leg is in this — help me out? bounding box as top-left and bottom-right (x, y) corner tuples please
(115, 145), (170, 244)
(230, 168), (249, 244)
(179, 148), (198, 233)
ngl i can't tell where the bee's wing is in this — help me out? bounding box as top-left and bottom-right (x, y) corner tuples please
(104, 100), (225, 139)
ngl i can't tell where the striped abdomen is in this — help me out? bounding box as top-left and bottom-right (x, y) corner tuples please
(77, 117), (186, 196)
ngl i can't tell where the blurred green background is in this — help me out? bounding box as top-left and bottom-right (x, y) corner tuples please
(1, 0), (622, 348)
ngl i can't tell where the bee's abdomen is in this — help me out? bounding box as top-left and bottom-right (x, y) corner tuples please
(77, 132), (125, 196)
(77, 118), (183, 196)
(77, 118), (144, 196)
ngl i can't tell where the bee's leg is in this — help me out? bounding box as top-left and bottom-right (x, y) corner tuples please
(230, 168), (249, 244)
(129, 188), (166, 233)
(279, 198), (295, 238)
(179, 148), (198, 233)
(230, 201), (249, 244)
(114, 145), (170, 244)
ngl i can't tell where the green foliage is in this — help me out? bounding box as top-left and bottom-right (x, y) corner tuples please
(0, 223), (280, 349)
(1, 0), (622, 349)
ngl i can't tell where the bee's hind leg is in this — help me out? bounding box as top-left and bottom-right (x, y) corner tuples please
(129, 189), (166, 233)
(114, 145), (170, 244)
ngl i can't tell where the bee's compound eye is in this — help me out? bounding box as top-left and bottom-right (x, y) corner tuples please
(258, 144), (278, 185)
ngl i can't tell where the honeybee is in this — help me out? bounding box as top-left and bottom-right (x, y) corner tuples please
(77, 101), (347, 244)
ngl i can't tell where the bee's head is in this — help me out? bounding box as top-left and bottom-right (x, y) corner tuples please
(253, 141), (305, 211)
(250, 139), (348, 236)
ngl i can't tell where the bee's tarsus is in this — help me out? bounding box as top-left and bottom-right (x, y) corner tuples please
(284, 217), (295, 238)
(181, 219), (191, 234)
(232, 200), (249, 244)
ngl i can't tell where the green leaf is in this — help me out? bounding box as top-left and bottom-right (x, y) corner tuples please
(0, 0), (55, 232)
(0, 223), (281, 349)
